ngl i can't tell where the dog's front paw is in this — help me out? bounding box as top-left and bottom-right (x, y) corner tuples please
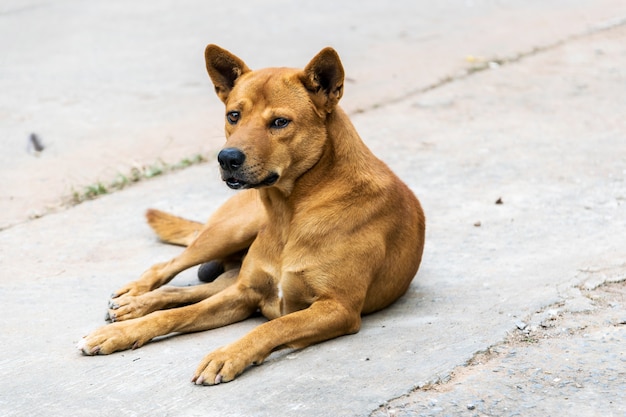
(78, 322), (148, 355)
(192, 347), (257, 386)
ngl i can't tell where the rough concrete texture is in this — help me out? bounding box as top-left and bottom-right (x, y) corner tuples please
(1, 1), (625, 416)
(372, 280), (626, 417)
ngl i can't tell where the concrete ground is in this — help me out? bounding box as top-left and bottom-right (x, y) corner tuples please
(1, 1), (625, 416)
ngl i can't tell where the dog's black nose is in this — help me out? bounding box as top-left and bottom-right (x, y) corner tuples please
(218, 148), (246, 171)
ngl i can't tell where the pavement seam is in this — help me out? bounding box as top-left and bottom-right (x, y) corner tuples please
(0, 153), (211, 233)
(352, 15), (626, 117)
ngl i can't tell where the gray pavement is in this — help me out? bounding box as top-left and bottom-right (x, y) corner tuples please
(1, 1), (626, 416)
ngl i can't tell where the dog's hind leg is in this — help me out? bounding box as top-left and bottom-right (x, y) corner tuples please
(107, 268), (239, 322)
(110, 189), (266, 298)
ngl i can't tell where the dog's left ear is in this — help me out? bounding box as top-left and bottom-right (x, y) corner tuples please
(301, 47), (344, 114)
(205, 44), (251, 103)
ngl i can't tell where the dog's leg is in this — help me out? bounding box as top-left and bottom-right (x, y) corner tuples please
(79, 282), (261, 356)
(110, 189), (264, 299)
(107, 269), (239, 322)
(192, 300), (361, 385)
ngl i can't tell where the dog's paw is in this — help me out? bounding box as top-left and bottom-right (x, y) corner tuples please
(106, 293), (154, 322)
(77, 322), (147, 355)
(111, 280), (151, 299)
(192, 347), (253, 386)
(191, 348), (248, 385)
(77, 337), (101, 355)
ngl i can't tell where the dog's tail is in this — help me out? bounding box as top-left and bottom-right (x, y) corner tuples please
(145, 209), (203, 247)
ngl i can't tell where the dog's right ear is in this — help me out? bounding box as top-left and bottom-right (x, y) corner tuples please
(204, 44), (251, 103)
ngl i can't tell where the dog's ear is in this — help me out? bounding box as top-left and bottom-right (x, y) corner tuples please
(204, 44), (251, 103)
(301, 47), (344, 114)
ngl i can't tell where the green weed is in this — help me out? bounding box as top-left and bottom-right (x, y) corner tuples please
(70, 153), (207, 204)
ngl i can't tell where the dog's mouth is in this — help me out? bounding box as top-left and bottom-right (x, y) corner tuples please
(225, 178), (246, 190)
(224, 173), (279, 190)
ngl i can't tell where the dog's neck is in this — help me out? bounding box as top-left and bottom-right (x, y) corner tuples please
(259, 106), (384, 221)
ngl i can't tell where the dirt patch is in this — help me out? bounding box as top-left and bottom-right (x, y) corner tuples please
(372, 279), (626, 416)
(425, 280), (624, 393)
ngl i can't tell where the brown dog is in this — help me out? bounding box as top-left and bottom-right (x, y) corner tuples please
(78, 45), (425, 385)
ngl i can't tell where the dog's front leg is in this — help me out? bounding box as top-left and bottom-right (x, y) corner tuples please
(192, 300), (362, 385)
(80, 283), (260, 355)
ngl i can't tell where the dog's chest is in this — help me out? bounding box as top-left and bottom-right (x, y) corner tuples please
(254, 229), (321, 319)
(254, 195), (333, 318)
(255, 251), (319, 319)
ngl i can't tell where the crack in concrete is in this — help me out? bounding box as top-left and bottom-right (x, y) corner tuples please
(369, 278), (626, 417)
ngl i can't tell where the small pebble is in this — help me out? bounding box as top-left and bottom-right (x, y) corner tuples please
(547, 309), (560, 318)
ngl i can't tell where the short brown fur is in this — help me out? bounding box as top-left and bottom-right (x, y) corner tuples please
(79, 45), (425, 385)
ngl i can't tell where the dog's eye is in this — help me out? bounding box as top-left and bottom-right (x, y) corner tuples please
(271, 118), (290, 129)
(226, 111), (240, 125)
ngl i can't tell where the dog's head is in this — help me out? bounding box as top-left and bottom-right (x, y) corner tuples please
(204, 44), (344, 193)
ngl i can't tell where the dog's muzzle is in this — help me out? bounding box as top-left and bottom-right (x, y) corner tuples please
(217, 148), (279, 190)
(218, 148), (246, 172)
